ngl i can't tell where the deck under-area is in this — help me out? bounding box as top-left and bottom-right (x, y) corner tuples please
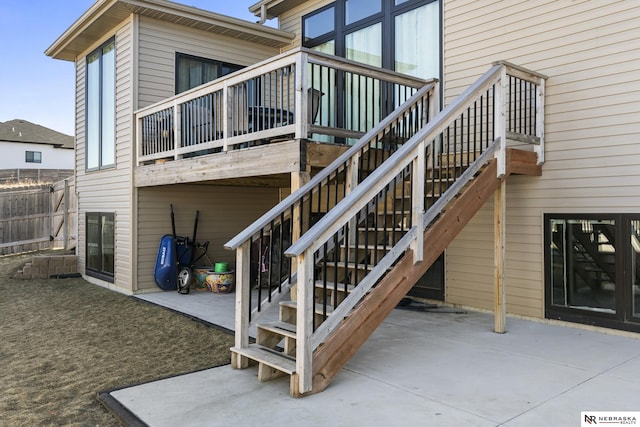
(110, 291), (640, 427)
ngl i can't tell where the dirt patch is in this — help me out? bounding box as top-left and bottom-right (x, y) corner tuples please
(0, 250), (233, 426)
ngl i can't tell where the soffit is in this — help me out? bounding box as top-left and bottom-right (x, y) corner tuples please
(249, 0), (308, 19)
(46, 0), (294, 61)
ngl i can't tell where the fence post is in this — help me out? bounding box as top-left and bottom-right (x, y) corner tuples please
(63, 179), (69, 250)
(49, 184), (54, 245)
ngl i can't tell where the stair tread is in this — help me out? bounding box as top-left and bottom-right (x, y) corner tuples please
(257, 321), (297, 339)
(231, 344), (296, 374)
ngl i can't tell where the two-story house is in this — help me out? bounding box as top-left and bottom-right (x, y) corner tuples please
(48, 0), (638, 396)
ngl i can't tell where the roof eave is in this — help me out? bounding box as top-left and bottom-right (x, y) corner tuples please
(45, 0), (116, 61)
(249, 0), (307, 19)
(46, 0), (295, 62)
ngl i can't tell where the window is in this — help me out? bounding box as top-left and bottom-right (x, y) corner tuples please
(175, 53), (243, 94)
(303, 0), (440, 144)
(545, 214), (640, 332)
(303, 0), (440, 80)
(86, 212), (114, 282)
(25, 151), (42, 163)
(86, 38), (115, 170)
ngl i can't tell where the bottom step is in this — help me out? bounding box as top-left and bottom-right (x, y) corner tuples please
(231, 344), (296, 375)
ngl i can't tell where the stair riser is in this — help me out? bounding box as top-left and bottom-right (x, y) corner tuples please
(257, 331), (296, 356)
(314, 287), (349, 306)
(280, 304), (330, 328)
(357, 230), (402, 245)
(338, 246), (388, 263)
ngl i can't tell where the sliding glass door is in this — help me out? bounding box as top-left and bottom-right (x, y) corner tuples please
(546, 214), (640, 332)
(631, 218), (640, 319)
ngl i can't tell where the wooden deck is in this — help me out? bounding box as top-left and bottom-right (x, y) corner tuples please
(134, 139), (350, 188)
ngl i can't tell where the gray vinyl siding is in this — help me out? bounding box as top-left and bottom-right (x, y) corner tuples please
(443, 0), (640, 318)
(136, 185), (280, 291)
(137, 16), (280, 108)
(75, 18), (135, 293)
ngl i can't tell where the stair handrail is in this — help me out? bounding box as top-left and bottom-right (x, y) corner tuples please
(286, 61), (547, 394)
(285, 64), (504, 258)
(224, 80), (437, 251)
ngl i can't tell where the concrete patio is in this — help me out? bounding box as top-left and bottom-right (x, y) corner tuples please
(106, 291), (640, 426)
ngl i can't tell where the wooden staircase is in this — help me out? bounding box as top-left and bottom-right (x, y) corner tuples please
(226, 61), (547, 398)
(231, 148), (541, 395)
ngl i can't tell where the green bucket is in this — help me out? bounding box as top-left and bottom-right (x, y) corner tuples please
(214, 262), (229, 273)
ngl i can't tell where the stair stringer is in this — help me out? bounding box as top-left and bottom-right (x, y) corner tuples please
(300, 157), (509, 397)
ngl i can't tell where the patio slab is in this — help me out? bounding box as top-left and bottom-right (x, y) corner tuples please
(119, 292), (640, 426)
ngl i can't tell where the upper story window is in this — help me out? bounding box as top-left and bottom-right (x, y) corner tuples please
(25, 151), (42, 163)
(345, 0), (381, 24)
(86, 38), (115, 171)
(303, 0), (440, 80)
(175, 53), (243, 94)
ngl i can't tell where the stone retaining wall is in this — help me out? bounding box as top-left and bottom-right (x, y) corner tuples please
(14, 255), (78, 279)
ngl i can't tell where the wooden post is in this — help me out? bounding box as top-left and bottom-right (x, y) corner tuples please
(494, 66), (507, 178)
(346, 153), (360, 245)
(410, 143), (425, 264)
(494, 181), (506, 333)
(294, 52), (309, 140)
(290, 169), (310, 300)
(232, 239), (251, 369)
(173, 101), (181, 160)
(63, 179), (68, 250)
(295, 250), (313, 394)
(535, 78), (545, 165)
(223, 82), (230, 152)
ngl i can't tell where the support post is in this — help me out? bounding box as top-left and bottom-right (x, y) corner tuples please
(410, 142), (425, 264)
(494, 66), (507, 178)
(535, 78), (545, 165)
(294, 52), (309, 140)
(295, 250), (313, 394)
(346, 153), (360, 244)
(232, 239), (251, 369)
(173, 100), (181, 160)
(290, 170), (310, 300)
(494, 181), (506, 333)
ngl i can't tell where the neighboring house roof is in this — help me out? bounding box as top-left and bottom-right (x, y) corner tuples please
(0, 120), (74, 149)
(46, 0), (295, 61)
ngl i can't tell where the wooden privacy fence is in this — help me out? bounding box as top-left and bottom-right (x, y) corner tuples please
(0, 177), (76, 255)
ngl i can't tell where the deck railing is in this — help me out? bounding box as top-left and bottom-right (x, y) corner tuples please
(135, 47), (428, 165)
(283, 61), (546, 393)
